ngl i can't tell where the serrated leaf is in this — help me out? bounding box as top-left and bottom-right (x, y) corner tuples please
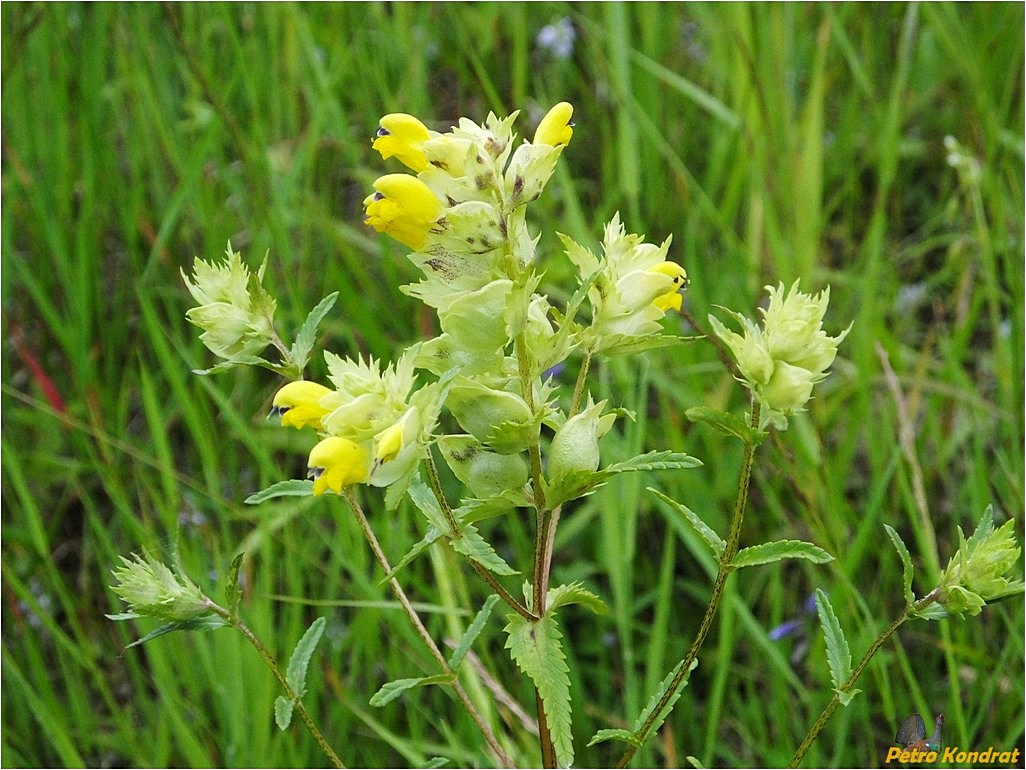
(290, 292), (338, 372)
(451, 522), (518, 576)
(504, 613), (574, 766)
(686, 406), (768, 445)
(122, 614), (228, 649)
(836, 687), (862, 706)
(285, 617), (326, 696)
(631, 658), (698, 735)
(244, 479), (314, 504)
(191, 355), (271, 376)
(369, 674), (453, 707)
(603, 450), (703, 474)
(406, 474), (451, 533)
(547, 450), (702, 508)
(884, 524), (915, 607)
(595, 333), (690, 359)
(587, 728), (641, 748)
(547, 582), (607, 615)
(649, 488), (725, 557)
(380, 526), (445, 583)
(274, 695), (295, 730)
(815, 589), (852, 694)
(731, 540), (833, 569)
(911, 603), (950, 621)
(225, 552), (244, 618)
(449, 595), (500, 670)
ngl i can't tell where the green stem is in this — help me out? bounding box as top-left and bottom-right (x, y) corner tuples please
(342, 490), (515, 769)
(617, 399), (762, 768)
(207, 602), (345, 768)
(423, 453), (537, 622)
(511, 325), (559, 767)
(788, 589), (942, 767)
(570, 350), (593, 415)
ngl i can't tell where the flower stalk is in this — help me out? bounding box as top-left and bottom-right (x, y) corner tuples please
(618, 399), (762, 768)
(341, 489), (515, 769)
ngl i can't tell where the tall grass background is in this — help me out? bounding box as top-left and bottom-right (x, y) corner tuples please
(2, 3), (1022, 767)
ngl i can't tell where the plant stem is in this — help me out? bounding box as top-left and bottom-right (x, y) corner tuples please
(510, 328), (560, 767)
(788, 589), (942, 767)
(423, 453), (537, 622)
(342, 490), (515, 769)
(617, 399), (762, 768)
(206, 601), (345, 768)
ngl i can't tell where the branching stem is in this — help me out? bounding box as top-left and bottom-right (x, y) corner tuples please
(788, 588), (943, 767)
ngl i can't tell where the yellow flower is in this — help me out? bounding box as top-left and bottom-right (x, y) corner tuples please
(271, 381), (332, 430)
(363, 174), (442, 250)
(534, 102), (574, 147)
(372, 113), (432, 172)
(648, 262), (689, 312)
(307, 437), (370, 495)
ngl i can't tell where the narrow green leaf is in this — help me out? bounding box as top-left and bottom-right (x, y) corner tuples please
(369, 674), (454, 707)
(686, 406), (768, 446)
(548, 450), (702, 508)
(630, 658), (698, 735)
(451, 522), (518, 576)
(814, 589), (852, 695)
(406, 474), (451, 533)
(423, 758), (450, 769)
(122, 615), (228, 649)
(650, 488), (725, 557)
(244, 479), (314, 504)
(274, 695), (295, 730)
(602, 450), (703, 474)
(285, 617), (326, 696)
(731, 540), (833, 569)
(884, 523), (915, 607)
(587, 728), (641, 748)
(449, 594), (500, 670)
(547, 582), (608, 615)
(380, 526), (445, 583)
(504, 613), (574, 766)
(225, 552), (244, 618)
(290, 292), (339, 372)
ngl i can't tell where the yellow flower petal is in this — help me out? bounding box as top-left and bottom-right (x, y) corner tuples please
(373, 113), (431, 172)
(307, 437), (370, 494)
(271, 381), (332, 430)
(534, 102), (574, 147)
(648, 261), (689, 312)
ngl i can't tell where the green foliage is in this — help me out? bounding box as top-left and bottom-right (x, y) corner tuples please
(814, 590), (859, 706)
(884, 524), (916, 608)
(730, 540), (834, 569)
(589, 659), (699, 748)
(504, 611), (575, 767)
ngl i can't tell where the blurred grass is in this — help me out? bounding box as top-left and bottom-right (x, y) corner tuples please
(2, 2), (1022, 767)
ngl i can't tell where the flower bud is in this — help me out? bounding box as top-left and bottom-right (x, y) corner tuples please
(547, 398), (616, 483)
(109, 554), (211, 622)
(271, 380), (332, 430)
(937, 509), (1024, 617)
(181, 245), (277, 361)
(709, 280), (850, 429)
